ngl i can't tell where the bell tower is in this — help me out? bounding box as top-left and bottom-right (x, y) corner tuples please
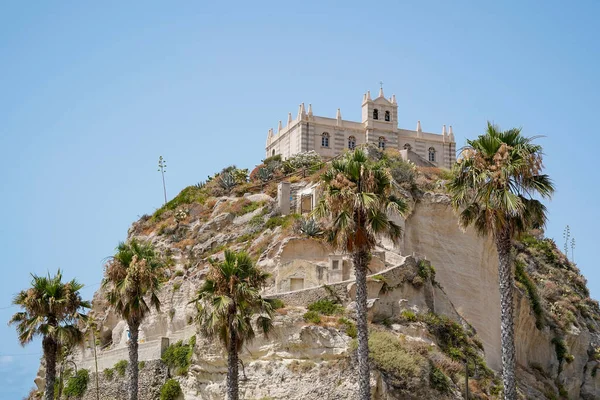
(361, 86), (398, 131)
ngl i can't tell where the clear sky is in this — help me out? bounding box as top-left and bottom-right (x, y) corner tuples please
(1, 1), (599, 398)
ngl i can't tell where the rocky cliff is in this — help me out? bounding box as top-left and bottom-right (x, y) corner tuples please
(30, 155), (600, 399)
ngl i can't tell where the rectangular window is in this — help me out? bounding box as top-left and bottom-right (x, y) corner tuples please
(290, 278), (304, 291)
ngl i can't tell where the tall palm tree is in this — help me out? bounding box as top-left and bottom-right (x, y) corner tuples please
(447, 123), (554, 400)
(102, 239), (165, 400)
(312, 148), (407, 400)
(9, 270), (90, 400)
(192, 250), (274, 400)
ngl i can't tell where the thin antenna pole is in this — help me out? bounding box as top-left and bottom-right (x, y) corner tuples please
(158, 156), (167, 205)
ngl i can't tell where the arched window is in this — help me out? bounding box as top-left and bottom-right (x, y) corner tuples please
(373, 109), (379, 120)
(403, 143), (412, 151)
(272, 149), (275, 156)
(378, 137), (386, 150)
(385, 111), (390, 121)
(428, 147), (436, 162)
(348, 136), (356, 150)
(321, 132), (330, 147)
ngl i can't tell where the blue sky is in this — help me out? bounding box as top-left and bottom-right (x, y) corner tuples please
(1, 1), (599, 398)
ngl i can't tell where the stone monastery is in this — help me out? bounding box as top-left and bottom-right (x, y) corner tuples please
(266, 87), (457, 169)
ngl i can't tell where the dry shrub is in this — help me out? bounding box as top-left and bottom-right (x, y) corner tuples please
(174, 238), (195, 250)
(287, 360), (316, 373)
(541, 281), (561, 302)
(205, 197), (218, 210)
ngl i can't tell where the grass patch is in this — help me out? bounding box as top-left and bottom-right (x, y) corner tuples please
(153, 186), (208, 220)
(367, 331), (428, 388)
(265, 214), (299, 230)
(303, 310), (321, 324)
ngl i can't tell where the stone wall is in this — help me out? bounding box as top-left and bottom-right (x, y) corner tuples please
(74, 360), (168, 400)
(76, 338), (169, 372)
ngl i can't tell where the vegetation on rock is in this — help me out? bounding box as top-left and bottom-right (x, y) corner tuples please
(62, 369), (89, 397)
(159, 379), (182, 400)
(161, 337), (195, 376)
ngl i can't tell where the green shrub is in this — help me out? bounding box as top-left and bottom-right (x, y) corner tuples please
(514, 260), (544, 329)
(303, 311), (321, 324)
(162, 339), (194, 376)
(174, 270), (184, 277)
(160, 379), (182, 400)
(417, 260), (436, 282)
(368, 331), (427, 386)
(552, 337), (569, 363)
(338, 317), (357, 338)
(114, 360), (128, 377)
(307, 299), (343, 316)
(103, 368), (114, 380)
(138, 361), (145, 369)
(63, 369), (89, 397)
(429, 364), (451, 393)
(400, 309), (417, 322)
(268, 298), (285, 310)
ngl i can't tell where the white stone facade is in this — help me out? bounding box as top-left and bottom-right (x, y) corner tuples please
(265, 88), (457, 169)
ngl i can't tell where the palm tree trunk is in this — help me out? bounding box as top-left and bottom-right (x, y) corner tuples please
(127, 320), (140, 400)
(352, 249), (371, 400)
(42, 336), (58, 400)
(496, 229), (517, 400)
(227, 323), (239, 400)
(91, 330), (100, 400)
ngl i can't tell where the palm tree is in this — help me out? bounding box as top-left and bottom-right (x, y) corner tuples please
(102, 239), (165, 400)
(312, 148), (407, 400)
(9, 270), (90, 400)
(192, 250), (274, 400)
(87, 316), (100, 400)
(447, 123), (554, 399)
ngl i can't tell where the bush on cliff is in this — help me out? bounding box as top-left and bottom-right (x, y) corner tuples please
(159, 379), (182, 400)
(63, 369), (89, 397)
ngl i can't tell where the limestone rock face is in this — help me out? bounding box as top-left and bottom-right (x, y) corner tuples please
(404, 193), (600, 399)
(40, 188), (599, 400)
(403, 193), (502, 370)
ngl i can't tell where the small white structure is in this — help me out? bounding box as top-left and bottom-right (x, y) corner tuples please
(266, 88), (457, 169)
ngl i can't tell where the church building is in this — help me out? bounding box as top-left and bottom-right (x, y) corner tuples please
(265, 88), (456, 169)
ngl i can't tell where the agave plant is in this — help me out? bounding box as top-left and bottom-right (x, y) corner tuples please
(297, 217), (323, 237)
(257, 167), (274, 183)
(219, 172), (237, 192)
